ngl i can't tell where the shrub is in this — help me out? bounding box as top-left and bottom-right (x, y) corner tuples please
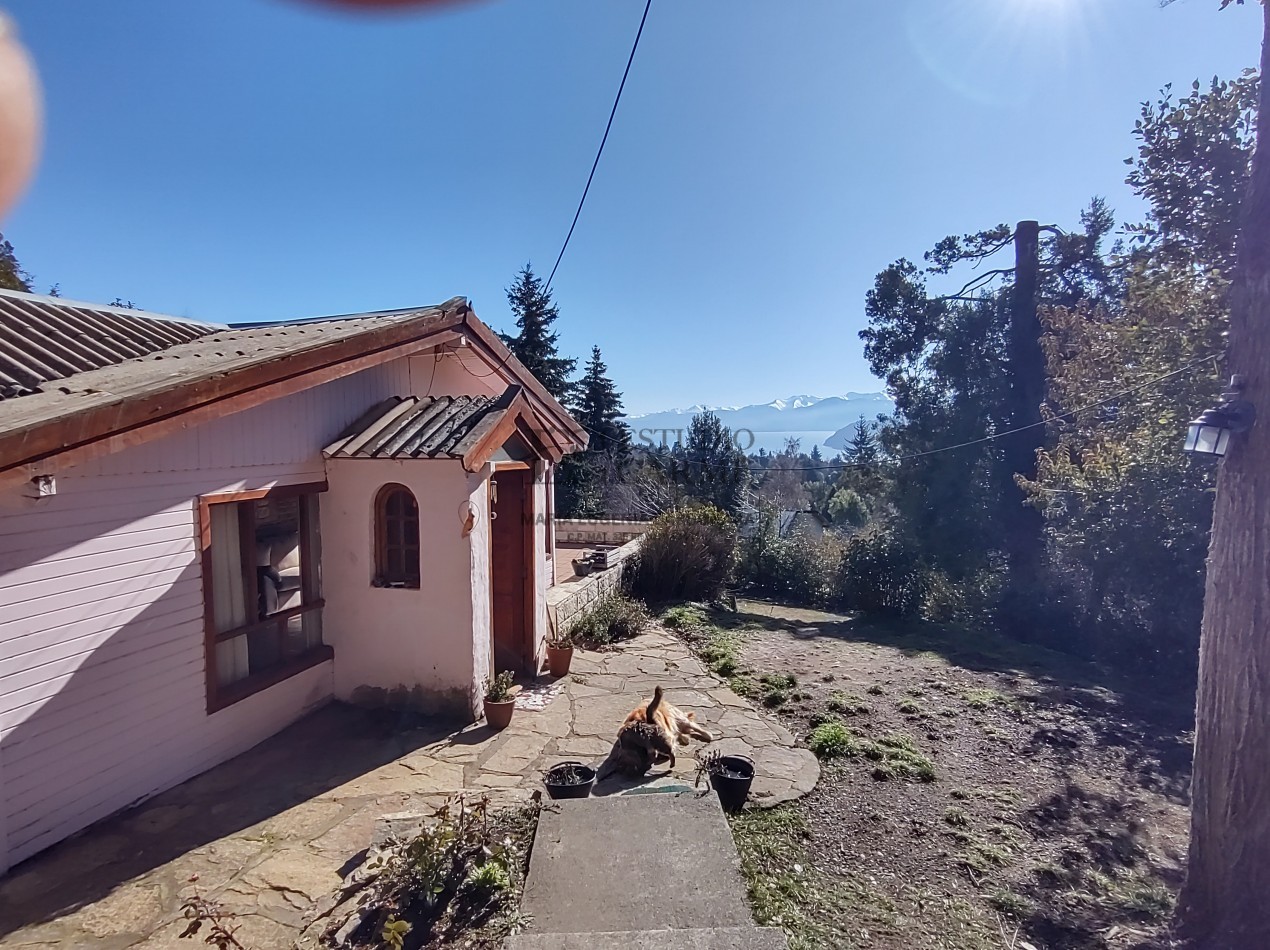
(661, 603), (709, 630)
(571, 593), (651, 646)
(737, 522), (842, 607)
(827, 487), (870, 528)
(835, 528), (928, 618)
(630, 505), (738, 603)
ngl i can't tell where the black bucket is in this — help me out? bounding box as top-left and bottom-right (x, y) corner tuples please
(544, 761), (596, 799)
(708, 755), (755, 812)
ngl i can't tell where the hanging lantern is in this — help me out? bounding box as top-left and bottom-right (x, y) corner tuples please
(1184, 376), (1256, 458)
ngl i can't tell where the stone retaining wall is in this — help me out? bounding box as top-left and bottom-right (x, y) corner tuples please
(547, 537), (642, 635)
(554, 518), (650, 546)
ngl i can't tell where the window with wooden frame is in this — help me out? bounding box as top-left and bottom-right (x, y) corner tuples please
(199, 483), (329, 712)
(374, 484), (420, 589)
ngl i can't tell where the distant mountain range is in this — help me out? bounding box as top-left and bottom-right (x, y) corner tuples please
(623, 393), (893, 455)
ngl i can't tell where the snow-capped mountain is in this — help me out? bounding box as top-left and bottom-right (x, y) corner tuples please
(623, 392), (892, 455)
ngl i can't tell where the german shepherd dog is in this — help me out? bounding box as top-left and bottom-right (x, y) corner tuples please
(598, 686), (716, 778)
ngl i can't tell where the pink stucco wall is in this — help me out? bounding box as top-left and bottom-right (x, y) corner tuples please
(0, 341), (562, 873)
(0, 360), (408, 873)
(322, 458), (494, 716)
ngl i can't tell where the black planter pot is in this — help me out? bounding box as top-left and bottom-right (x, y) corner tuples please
(544, 761), (596, 799)
(708, 755), (755, 812)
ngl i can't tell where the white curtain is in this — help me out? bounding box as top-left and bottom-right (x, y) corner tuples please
(210, 503), (250, 686)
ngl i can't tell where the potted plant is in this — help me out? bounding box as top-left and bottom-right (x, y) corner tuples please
(483, 671), (516, 730)
(696, 749), (755, 812)
(543, 760), (596, 799)
(546, 629), (574, 678)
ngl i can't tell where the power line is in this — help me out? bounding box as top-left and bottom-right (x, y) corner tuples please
(544, 0), (652, 292)
(545, 353), (1221, 473)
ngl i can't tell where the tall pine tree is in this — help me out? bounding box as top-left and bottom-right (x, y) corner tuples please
(574, 345), (631, 458)
(500, 265), (576, 402)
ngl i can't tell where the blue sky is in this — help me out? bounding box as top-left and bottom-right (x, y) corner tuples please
(1, 0), (1261, 414)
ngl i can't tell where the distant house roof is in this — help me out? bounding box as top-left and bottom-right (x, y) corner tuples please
(0, 291), (220, 400)
(324, 385), (561, 471)
(0, 289), (586, 485)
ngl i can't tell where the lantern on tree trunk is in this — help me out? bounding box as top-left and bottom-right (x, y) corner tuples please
(1184, 376), (1256, 458)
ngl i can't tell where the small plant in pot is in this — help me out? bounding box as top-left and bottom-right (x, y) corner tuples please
(695, 749), (755, 812)
(543, 760), (596, 799)
(546, 629), (574, 678)
(483, 670), (516, 730)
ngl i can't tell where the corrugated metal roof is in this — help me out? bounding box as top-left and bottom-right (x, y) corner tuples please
(0, 290), (222, 400)
(0, 299), (465, 442)
(324, 389), (518, 461)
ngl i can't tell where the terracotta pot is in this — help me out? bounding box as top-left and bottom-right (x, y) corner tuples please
(483, 697), (515, 730)
(546, 645), (574, 678)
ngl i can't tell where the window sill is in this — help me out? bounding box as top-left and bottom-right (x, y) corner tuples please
(207, 644), (333, 714)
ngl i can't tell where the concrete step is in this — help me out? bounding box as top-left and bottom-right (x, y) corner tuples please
(518, 792), (755, 934)
(504, 927), (789, 949)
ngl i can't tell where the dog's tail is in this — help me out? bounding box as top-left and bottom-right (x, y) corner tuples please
(645, 685), (665, 719)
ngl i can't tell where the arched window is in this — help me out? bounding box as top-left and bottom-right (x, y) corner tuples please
(374, 484), (420, 589)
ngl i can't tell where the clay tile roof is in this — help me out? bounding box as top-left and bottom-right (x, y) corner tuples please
(324, 387), (522, 461)
(0, 290), (220, 400)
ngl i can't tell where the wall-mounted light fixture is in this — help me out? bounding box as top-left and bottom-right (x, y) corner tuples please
(1185, 376), (1256, 457)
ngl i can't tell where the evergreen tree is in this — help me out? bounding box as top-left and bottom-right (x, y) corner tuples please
(500, 264), (576, 402)
(574, 345), (631, 458)
(843, 416), (881, 465)
(0, 233), (31, 292)
(674, 412), (750, 516)
(810, 444), (823, 464)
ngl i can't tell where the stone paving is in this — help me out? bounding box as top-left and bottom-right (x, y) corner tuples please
(0, 627), (818, 949)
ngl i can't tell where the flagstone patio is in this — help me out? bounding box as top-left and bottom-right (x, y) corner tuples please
(0, 627), (818, 949)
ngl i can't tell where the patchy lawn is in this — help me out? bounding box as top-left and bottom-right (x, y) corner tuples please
(669, 598), (1193, 950)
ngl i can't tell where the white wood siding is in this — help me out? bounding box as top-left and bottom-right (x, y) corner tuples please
(0, 359), (409, 871)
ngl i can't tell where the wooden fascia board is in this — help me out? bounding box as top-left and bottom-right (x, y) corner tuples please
(459, 392), (562, 472)
(457, 314), (588, 451)
(0, 319), (465, 489)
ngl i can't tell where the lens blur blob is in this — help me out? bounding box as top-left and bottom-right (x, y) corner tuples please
(0, 11), (41, 220)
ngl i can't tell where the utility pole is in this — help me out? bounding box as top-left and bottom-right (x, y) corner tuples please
(1003, 220), (1046, 602)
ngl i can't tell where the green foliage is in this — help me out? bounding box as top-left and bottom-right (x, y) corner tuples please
(484, 670), (515, 703)
(557, 345), (633, 518)
(500, 265), (576, 401)
(808, 720), (859, 758)
(670, 413), (751, 515)
(630, 505), (738, 603)
(827, 692), (870, 716)
(381, 915), (411, 950)
(737, 509), (841, 606)
(465, 862), (511, 894)
(826, 487), (869, 528)
(570, 593), (650, 646)
(836, 528), (928, 618)
(864, 733), (937, 782)
(1124, 71), (1258, 277)
(660, 603), (709, 630)
(0, 233), (31, 292)
(1020, 73), (1257, 673)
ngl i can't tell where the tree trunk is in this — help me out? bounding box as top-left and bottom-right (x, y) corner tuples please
(1177, 5), (1270, 945)
(1004, 220), (1047, 590)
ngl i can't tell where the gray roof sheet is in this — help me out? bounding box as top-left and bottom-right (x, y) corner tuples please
(0, 295), (462, 439)
(0, 290), (220, 400)
(324, 388), (519, 461)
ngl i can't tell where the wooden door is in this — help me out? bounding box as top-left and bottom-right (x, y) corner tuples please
(490, 469), (532, 673)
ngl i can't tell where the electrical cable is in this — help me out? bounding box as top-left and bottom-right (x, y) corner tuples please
(543, 0), (652, 292)
(534, 353), (1222, 473)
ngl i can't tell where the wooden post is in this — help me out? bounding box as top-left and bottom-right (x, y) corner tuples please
(1003, 220), (1046, 601)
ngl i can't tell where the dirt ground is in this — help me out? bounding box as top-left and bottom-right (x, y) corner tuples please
(666, 598), (1194, 950)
